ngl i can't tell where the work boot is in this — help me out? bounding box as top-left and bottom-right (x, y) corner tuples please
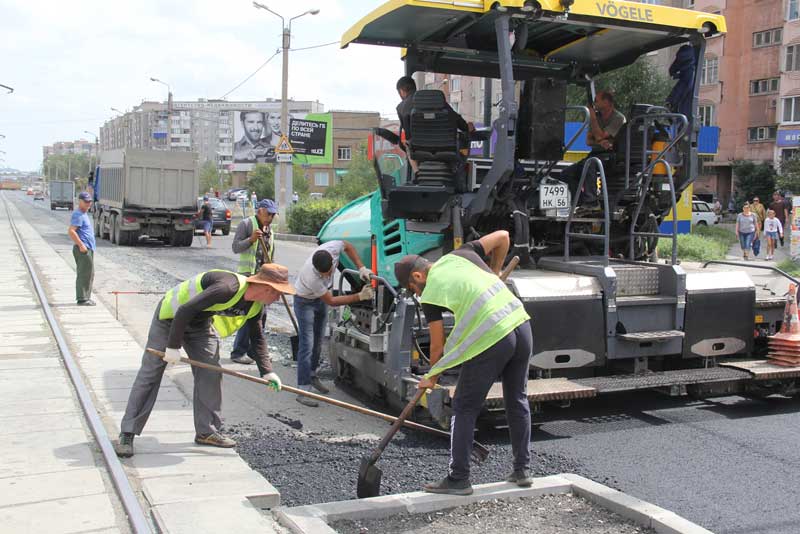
(505, 468), (533, 487)
(77, 299), (96, 306)
(195, 432), (236, 448)
(115, 432), (135, 458)
(231, 354), (254, 365)
(296, 394), (319, 407)
(423, 476), (473, 496)
(310, 376), (330, 394)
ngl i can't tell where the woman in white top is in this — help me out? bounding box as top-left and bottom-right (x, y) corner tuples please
(763, 209), (784, 260)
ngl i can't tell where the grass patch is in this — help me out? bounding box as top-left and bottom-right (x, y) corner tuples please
(777, 258), (800, 277)
(656, 225), (737, 262)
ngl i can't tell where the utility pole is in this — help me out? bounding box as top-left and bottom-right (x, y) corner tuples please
(253, 2), (319, 224)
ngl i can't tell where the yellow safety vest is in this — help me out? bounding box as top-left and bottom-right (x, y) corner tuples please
(158, 270), (263, 338)
(238, 216), (274, 275)
(420, 255), (530, 378)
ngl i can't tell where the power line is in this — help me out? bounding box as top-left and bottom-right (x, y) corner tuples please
(290, 40), (339, 52)
(219, 50), (280, 100)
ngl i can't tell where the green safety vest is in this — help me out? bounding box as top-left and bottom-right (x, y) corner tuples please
(238, 216), (274, 275)
(158, 269), (263, 338)
(420, 254), (530, 378)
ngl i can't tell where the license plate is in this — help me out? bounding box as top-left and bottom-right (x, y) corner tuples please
(540, 184), (570, 210)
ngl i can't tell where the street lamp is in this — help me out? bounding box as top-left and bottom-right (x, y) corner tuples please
(253, 1), (319, 220)
(0, 83), (12, 94)
(150, 77), (174, 150)
(84, 130), (99, 175)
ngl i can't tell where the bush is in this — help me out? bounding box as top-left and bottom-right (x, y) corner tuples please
(656, 225), (737, 262)
(777, 259), (800, 277)
(287, 198), (347, 236)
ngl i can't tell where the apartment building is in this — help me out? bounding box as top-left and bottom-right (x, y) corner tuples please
(42, 139), (98, 161)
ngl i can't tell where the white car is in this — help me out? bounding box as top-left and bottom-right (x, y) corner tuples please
(692, 200), (719, 226)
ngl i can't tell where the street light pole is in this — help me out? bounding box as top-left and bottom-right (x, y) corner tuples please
(253, 2), (319, 220)
(150, 77), (172, 150)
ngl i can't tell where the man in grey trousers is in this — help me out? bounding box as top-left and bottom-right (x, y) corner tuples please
(114, 264), (294, 457)
(68, 192), (96, 306)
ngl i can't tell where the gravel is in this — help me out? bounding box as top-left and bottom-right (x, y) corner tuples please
(330, 493), (653, 534)
(230, 423), (583, 507)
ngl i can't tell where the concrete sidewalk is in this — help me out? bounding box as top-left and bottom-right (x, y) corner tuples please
(3, 198), (286, 533)
(0, 200), (127, 533)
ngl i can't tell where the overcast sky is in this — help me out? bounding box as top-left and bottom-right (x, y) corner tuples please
(0, 0), (402, 171)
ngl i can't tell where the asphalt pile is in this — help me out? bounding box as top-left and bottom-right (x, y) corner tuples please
(231, 423), (582, 506)
(331, 494), (653, 534)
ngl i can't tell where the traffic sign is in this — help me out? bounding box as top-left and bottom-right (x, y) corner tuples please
(276, 153), (293, 163)
(275, 135), (294, 154)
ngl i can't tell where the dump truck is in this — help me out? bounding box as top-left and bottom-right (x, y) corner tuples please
(49, 180), (74, 211)
(92, 149), (198, 247)
(314, 0), (798, 427)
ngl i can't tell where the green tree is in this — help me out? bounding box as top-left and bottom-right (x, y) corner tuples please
(292, 163), (311, 199)
(778, 156), (800, 193)
(199, 161), (220, 195)
(247, 163), (275, 200)
(325, 144), (377, 201)
(567, 57), (672, 115)
(732, 160), (777, 209)
(43, 153), (92, 183)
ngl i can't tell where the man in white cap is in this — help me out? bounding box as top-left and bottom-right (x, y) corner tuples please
(115, 264), (294, 457)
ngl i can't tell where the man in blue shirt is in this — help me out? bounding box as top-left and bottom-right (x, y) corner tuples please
(68, 192), (97, 306)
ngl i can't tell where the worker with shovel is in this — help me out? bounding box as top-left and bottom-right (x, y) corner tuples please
(394, 230), (533, 495)
(114, 263), (294, 458)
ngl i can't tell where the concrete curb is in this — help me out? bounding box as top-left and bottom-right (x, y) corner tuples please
(276, 474), (713, 534)
(275, 233), (318, 244)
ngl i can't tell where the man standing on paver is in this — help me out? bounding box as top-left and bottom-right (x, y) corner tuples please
(114, 264), (294, 458)
(394, 230), (533, 496)
(771, 191), (790, 247)
(293, 240), (373, 406)
(230, 198), (278, 364)
(67, 192), (96, 306)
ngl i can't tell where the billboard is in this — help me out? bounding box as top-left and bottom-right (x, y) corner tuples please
(232, 109), (332, 171)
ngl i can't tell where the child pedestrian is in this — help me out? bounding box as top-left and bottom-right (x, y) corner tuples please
(764, 209), (784, 260)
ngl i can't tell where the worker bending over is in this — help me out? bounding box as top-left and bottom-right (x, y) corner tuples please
(293, 240), (373, 406)
(114, 264), (294, 457)
(394, 230), (533, 495)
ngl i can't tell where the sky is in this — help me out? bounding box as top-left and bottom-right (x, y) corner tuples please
(0, 0), (402, 171)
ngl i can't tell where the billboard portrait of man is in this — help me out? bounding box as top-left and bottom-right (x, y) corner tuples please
(234, 111), (274, 163)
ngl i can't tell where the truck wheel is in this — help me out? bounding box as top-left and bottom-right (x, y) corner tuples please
(118, 230), (132, 246)
(181, 230), (194, 247)
(222, 226), (230, 236)
(94, 213), (101, 238)
(110, 214), (118, 245)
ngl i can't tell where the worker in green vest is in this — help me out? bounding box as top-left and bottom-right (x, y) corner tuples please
(230, 198), (278, 364)
(394, 230), (533, 495)
(114, 264), (295, 458)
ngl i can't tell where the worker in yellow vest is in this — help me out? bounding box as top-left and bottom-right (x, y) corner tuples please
(114, 264), (294, 458)
(230, 198), (278, 364)
(394, 230), (533, 496)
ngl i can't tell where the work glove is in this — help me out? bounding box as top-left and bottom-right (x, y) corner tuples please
(264, 372), (282, 392)
(163, 347), (185, 365)
(358, 266), (373, 283)
(358, 285), (374, 301)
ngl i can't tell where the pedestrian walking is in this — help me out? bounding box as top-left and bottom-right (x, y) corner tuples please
(713, 199), (721, 215)
(293, 240), (373, 406)
(68, 192), (96, 306)
(292, 191), (299, 204)
(197, 196), (213, 248)
(114, 264), (294, 458)
(230, 198), (278, 364)
(736, 202), (759, 260)
(394, 230), (532, 495)
(770, 191), (790, 247)
(250, 191), (258, 211)
(764, 209), (784, 260)
(751, 196), (766, 228)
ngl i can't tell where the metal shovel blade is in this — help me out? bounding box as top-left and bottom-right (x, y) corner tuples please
(356, 455), (382, 498)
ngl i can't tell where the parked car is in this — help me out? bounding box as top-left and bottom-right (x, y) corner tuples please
(33, 189), (45, 201)
(226, 188), (246, 201)
(692, 200), (719, 226)
(195, 197), (231, 235)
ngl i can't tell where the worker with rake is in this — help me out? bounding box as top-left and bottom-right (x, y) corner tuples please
(114, 264), (294, 458)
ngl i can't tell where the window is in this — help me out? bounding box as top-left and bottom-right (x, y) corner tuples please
(700, 57), (719, 85)
(450, 76), (461, 91)
(784, 97), (800, 122)
(790, 0), (799, 21)
(639, 0), (660, 4)
(753, 28), (782, 48)
(750, 78), (780, 95)
(698, 105), (714, 126)
(747, 126), (777, 142)
(693, 202), (710, 213)
(451, 101), (460, 112)
(685, 0), (694, 7)
(337, 146), (352, 161)
(314, 171), (329, 187)
(782, 148), (800, 161)
(786, 45), (800, 71)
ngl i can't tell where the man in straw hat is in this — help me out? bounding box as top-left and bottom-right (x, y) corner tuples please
(114, 264), (295, 458)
